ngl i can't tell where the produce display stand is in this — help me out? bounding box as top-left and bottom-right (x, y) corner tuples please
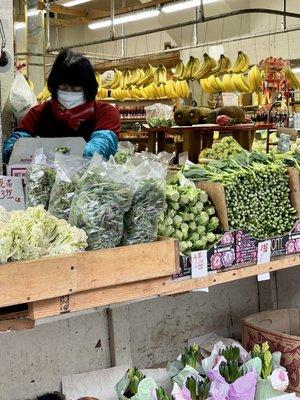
(1, 243), (300, 329)
(144, 123), (274, 163)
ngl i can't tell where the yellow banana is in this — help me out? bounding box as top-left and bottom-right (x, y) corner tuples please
(285, 67), (300, 89)
(232, 73), (250, 93)
(165, 80), (177, 98)
(193, 53), (217, 80)
(229, 51), (249, 74)
(173, 60), (185, 80)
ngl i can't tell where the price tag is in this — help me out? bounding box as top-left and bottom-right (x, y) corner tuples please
(257, 240), (271, 282)
(269, 394), (296, 400)
(257, 240), (271, 264)
(178, 152), (189, 166)
(191, 250), (209, 292)
(222, 92), (239, 107)
(257, 240), (271, 281)
(0, 176), (25, 211)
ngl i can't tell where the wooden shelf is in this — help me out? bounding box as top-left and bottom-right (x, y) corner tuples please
(2, 240), (300, 329)
(28, 254), (300, 321)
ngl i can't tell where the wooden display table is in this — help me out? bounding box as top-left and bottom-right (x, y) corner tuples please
(144, 124), (274, 163)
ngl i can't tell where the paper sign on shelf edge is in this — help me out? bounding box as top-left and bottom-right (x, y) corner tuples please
(257, 239), (271, 282)
(191, 250), (209, 292)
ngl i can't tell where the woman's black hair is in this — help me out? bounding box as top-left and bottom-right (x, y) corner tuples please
(47, 49), (98, 101)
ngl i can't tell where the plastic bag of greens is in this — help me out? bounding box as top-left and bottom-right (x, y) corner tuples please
(69, 154), (133, 250)
(26, 148), (56, 208)
(122, 160), (167, 245)
(145, 103), (174, 128)
(114, 141), (135, 164)
(48, 154), (89, 220)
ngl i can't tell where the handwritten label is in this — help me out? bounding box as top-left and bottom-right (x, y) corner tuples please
(257, 240), (271, 281)
(178, 152), (189, 166)
(222, 92), (239, 107)
(191, 250), (209, 292)
(0, 176), (25, 211)
(269, 393), (296, 400)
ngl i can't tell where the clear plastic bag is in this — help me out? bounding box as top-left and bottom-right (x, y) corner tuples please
(114, 141), (135, 164)
(122, 160), (167, 245)
(48, 154), (89, 220)
(145, 103), (174, 128)
(69, 154), (133, 250)
(10, 71), (37, 121)
(25, 148), (56, 208)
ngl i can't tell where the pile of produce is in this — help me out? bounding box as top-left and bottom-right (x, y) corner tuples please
(123, 175), (166, 245)
(48, 155), (88, 220)
(174, 106), (211, 126)
(69, 157), (133, 251)
(145, 103), (174, 128)
(199, 137), (244, 160)
(158, 182), (220, 254)
(26, 162), (56, 208)
(0, 205), (87, 263)
(115, 340), (289, 400)
(184, 151), (298, 238)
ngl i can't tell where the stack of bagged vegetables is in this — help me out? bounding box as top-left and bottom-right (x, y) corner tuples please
(25, 149), (167, 253)
(184, 151), (298, 238)
(115, 341), (289, 400)
(158, 179), (220, 255)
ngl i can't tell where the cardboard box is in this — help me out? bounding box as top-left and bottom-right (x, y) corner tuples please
(9, 137), (85, 165)
(175, 231), (236, 278)
(242, 309), (300, 393)
(235, 219), (300, 265)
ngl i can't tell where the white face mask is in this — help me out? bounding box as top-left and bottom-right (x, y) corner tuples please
(57, 89), (85, 109)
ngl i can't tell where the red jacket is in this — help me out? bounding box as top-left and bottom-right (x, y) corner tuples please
(16, 100), (121, 141)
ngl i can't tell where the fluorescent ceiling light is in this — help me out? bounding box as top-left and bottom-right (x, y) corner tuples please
(292, 67), (300, 73)
(63, 0), (92, 7)
(14, 22), (26, 30)
(163, 0), (219, 13)
(89, 9), (160, 30)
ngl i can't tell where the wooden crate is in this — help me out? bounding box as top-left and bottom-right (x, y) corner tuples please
(0, 304), (34, 332)
(0, 237), (179, 309)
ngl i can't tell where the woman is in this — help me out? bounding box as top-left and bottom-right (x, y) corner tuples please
(3, 50), (120, 163)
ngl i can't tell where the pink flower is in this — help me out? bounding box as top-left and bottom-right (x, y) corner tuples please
(295, 238), (300, 253)
(222, 250), (235, 267)
(285, 240), (296, 254)
(221, 232), (234, 245)
(210, 253), (223, 270)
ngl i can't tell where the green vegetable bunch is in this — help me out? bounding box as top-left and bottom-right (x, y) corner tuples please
(69, 165), (132, 250)
(0, 205), (87, 263)
(122, 177), (166, 245)
(158, 184), (220, 254)
(219, 360), (244, 384)
(147, 117), (173, 128)
(26, 163), (56, 209)
(181, 343), (201, 369)
(186, 377), (211, 400)
(125, 368), (145, 397)
(199, 137), (243, 161)
(156, 387), (172, 400)
(48, 156), (88, 221)
(251, 342), (273, 379)
(184, 151), (297, 238)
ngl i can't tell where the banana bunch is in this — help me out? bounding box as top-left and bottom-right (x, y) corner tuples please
(37, 85), (51, 102)
(28, 79), (34, 92)
(248, 65), (263, 93)
(183, 56), (201, 80)
(200, 73), (250, 93)
(136, 64), (156, 86)
(285, 67), (300, 89)
(173, 60), (185, 80)
(231, 73), (250, 92)
(154, 65), (167, 85)
(211, 54), (231, 76)
(229, 51), (249, 73)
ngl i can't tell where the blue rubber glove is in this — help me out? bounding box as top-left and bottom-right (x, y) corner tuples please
(83, 130), (118, 160)
(3, 131), (32, 164)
